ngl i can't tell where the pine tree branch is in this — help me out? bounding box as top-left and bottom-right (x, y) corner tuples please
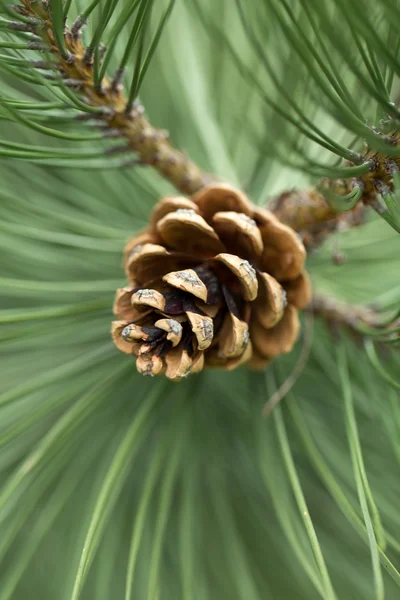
(269, 150), (400, 243)
(308, 293), (378, 331)
(13, 0), (393, 245)
(18, 0), (213, 195)
(269, 186), (368, 250)
(308, 293), (399, 342)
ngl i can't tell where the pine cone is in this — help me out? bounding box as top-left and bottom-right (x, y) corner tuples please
(112, 184), (311, 380)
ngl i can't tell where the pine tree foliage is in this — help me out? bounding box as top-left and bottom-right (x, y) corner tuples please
(0, 0), (399, 599)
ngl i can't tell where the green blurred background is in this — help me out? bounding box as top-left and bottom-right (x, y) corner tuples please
(1, 1), (400, 599)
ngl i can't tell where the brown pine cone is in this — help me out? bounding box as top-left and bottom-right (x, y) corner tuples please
(112, 184), (311, 380)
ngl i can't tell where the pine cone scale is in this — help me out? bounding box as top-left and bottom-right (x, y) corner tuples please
(156, 209), (225, 257)
(163, 269), (209, 302)
(149, 197), (200, 231)
(192, 184), (253, 221)
(250, 305), (300, 359)
(253, 272), (286, 329)
(126, 243), (199, 284)
(214, 253), (258, 301)
(212, 211), (264, 258)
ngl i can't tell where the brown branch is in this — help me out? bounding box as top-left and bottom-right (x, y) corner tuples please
(267, 138), (400, 243)
(20, 0), (214, 195)
(269, 187), (335, 230)
(307, 292), (390, 336)
(268, 186), (368, 251)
